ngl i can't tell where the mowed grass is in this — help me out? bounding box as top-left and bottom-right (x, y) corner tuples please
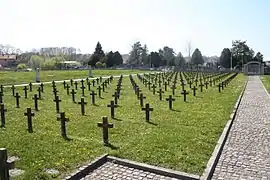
(0, 69), (152, 85)
(0, 72), (246, 179)
(260, 75), (270, 92)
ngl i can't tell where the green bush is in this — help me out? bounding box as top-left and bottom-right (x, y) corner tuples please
(17, 63), (26, 69)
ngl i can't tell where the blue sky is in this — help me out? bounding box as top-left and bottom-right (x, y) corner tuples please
(2, 0), (270, 59)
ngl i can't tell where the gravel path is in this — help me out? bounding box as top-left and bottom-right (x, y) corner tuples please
(212, 76), (270, 180)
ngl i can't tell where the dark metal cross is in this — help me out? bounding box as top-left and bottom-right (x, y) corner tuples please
(66, 84), (70, 95)
(57, 112), (69, 140)
(112, 92), (119, 105)
(29, 82), (33, 92)
(11, 85), (15, 97)
(87, 82), (91, 91)
(32, 94), (39, 111)
(139, 93), (146, 107)
(152, 84), (157, 95)
(78, 98), (87, 115)
(97, 86), (102, 98)
(24, 108), (35, 133)
(107, 100), (118, 119)
(181, 90), (189, 102)
(199, 83), (204, 92)
(70, 79), (74, 86)
(142, 103), (153, 122)
(53, 96), (62, 113)
(97, 116), (113, 146)
(164, 82), (168, 91)
(81, 85), (86, 97)
(23, 86), (28, 99)
(171, 85), (177, 96)
(80, 79), (84, 87)
(63, 81), (67, 89)
(37, 87), (42, 99)
(92, 80), (95, 87)
(52, 88), (58, 99)
(74, 81), (78, 90)
(192, 86), (197, 96)
(102, 83), (105, 92)
(71, 89), (76, 103)
(158, 88), (164, 101)
(14, 92), (21, 108)
(0, 85), (3, 94)
(205, 81), (209, 89)
(0, 104), (7, 128)
(90, 91), (97, 105)
(189, 81), (192, 88)
(0, 148), (15, 180)
(40, 83), (44, 93)
(166, 95), (175, 110)
(52, 81), (56, 89)
(0, 92), (3, 104)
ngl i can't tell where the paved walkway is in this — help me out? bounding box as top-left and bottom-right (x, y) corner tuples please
(80, 161), (180, 180)
(212, 76), (270, 180)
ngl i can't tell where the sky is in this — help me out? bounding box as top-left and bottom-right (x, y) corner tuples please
(1, 0), (270, 59)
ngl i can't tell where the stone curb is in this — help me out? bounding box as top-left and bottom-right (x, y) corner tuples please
(200, 78), (248, 180)
(63, 155), (200, 180)
(63, 154), (108, 180)
(107, 156), (200, 180)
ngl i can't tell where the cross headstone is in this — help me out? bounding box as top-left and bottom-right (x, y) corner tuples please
(63, 81), (67, 89)
(0, 104), (7, 128)
(192, 86), (197, 96)
(23, 86), (28, 99)
(74, 81), (78, 90)
(32, 94), (39, 111)
(11, 85), (15, 97)
(71, 89), (76, 103)
(87, 82), (91, 91)
(90, 91), (97, 105)
(92, 80), (95, 87)
(0, 92), (3, 104)
(29, 82), (33, 92)
(112, 92), (119, 105)
(14, 92), (20, 108)
(152, 84), (157, 95)
(52, 88), (58, 98)
(107, 100), (118, 119)
(205, 81), (209, 89)
(166, 95), (175, 110)
(52, 81), (56, 89)
(0, 148), (15, 180)
(0, 85), (3, 94)
(80, 79), (84, 87)
(66, 84), (70, 95)
(37, 87), (42, 99)
(199, 83), (204, 92)
(57, 112), (69, 139)
(142, 103), (153, 122)
(171, 85), (176, 96)
(139, 93), (146, 107)
(97, 116), (113, 145)
(40, 83), (44, 93)
(70, 79), (73, 86)
(181, 90), (189, 102)
(80, 85), (86, 97)
(158, 89), (164, 101)
(164, 82), (168, 91)
(102, 83), (105, 92)
(53, 96), (61, 113)
(97, 86), (102, 98)
(24, 108), (35, 133)
(78, 98), (87, 115)
(218, 83), (222, 93)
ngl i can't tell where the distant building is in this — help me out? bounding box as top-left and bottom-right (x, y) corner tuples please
(0, 55), (17, 67)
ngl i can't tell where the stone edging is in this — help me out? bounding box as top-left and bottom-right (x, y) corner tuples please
(63, 155), (200, 180)
(200, 78), (248, 180)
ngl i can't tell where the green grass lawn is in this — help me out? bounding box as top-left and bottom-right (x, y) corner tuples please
(0, 72), (246, 179)
(260, 75), (270, 92)
(0, 69), (152, 85)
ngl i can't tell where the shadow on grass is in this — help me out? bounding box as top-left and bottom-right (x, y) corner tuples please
(172, 109), (181, 112)
(112, 117), (122, 121)
(146, 121), (158, 126)
(105, 143), (119, 150)
(64, 137), (73, 141)
(99, 97), (104, 99)
(92, 104), (99, 107)
(195, 96), (203, 99)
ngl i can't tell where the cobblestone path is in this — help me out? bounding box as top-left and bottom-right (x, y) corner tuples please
(80, 161), (181, 180)
(212, 76), (270, 180)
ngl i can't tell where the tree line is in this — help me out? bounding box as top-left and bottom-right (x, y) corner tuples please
(1, 40), (264, 70)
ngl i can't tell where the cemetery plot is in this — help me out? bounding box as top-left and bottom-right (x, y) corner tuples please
(0, 71), (246, 179)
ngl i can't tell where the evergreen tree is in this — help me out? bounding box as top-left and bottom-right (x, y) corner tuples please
(191, 48), (204, 65)
(88, 41), (105, 67)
